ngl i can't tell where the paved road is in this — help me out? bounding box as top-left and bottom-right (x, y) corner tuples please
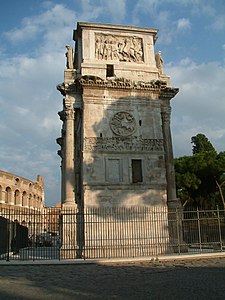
(1, 256), (225, 299)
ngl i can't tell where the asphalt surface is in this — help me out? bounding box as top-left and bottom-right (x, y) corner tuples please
(1, 256), (225, 299)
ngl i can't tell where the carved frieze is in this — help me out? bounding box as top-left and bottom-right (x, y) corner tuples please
(79, 76), (168, 91)
(95, 33), (143, 62)
(84, 137), (163, 152)
(110, 112), (136, 137)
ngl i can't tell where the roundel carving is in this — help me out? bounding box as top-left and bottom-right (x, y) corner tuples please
(110, 112), (136, 137)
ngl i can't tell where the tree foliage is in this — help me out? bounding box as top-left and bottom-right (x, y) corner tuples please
(174, 133), (225, 209)
(191, 133), (217, 155)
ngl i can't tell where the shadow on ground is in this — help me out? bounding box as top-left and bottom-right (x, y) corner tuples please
(0, 258), (225, 299)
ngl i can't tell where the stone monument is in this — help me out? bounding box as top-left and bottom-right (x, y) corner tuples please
(57, 22), (181, 258)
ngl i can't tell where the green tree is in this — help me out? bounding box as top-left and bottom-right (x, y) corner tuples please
(175, 134), (225, 209)
(191, 133), (216, 155)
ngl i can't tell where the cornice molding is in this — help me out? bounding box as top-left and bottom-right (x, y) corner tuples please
(160, 87), (179, 99)
(57, 76), (179, 98)
(79, 76), (168, 91)
(56, 82), (78, 96)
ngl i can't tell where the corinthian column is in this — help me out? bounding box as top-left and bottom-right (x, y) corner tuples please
(161, 100), (187, 253)
(161, 102), (181, 209)
(63, 99), (76, 207)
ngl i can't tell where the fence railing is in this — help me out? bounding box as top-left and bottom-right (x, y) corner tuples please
(0, 206), (225, 261)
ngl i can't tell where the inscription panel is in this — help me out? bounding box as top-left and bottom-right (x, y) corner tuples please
(84, 137), (163, 152)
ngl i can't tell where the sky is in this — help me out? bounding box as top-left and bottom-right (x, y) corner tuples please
(0, 0), (224, 206)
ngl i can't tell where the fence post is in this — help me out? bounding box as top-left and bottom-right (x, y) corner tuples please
(76, 207), (84, 259)
(197, 208), (202, 252)
(6, 209), (11, 261)
(216, 205), (223, 251)
(176, 208), (181, 254)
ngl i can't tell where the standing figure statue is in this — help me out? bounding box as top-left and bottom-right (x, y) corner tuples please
(155, 51), (164, 74)
(65, 45), (74, 69)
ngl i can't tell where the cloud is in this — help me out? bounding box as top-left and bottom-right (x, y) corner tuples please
(0, 1), (123, 206)
(177, 18), (191, 30)
(167, 59), (225, 156)
(79, 0), (127, 24)
(79, 0), (104, 20)
(102, 0), (127, 24)
(4, 4), (76, 47)
(0, 4), (75, 205)
(211, 14), (225, 31)
(132, 0), (224, 44)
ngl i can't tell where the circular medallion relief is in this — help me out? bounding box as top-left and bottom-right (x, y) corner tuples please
(110, 112), (136, 137)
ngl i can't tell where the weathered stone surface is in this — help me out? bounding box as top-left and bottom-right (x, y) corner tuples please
(57, 22), (179, 209)
(0, 169), (44, 209)
(57, 22), (182, 258)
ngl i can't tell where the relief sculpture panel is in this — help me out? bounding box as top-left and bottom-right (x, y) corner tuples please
(110, 112), (136, 137)
(84, 137), (163, 152)
(95, 33), (143, 62)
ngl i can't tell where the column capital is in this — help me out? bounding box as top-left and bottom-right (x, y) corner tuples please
(161, 104), (171, 124)
(58, 108), (75, 121)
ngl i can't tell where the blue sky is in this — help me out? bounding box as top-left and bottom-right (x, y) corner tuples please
(0, 0), (225, 206)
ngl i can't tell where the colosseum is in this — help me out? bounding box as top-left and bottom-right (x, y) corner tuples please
(0, 170), (44, 210)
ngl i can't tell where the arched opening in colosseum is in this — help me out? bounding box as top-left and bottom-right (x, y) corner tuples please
(33, 195), (36, 208)
(29, 194), (32, 207)
(22, 191), (28, 207)
(5, 187), (12, 204)
(14, 189), (20, 206)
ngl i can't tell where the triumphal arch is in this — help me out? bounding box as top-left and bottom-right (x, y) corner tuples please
(57, 22), (181, 258)
(57, 22), (179, 209)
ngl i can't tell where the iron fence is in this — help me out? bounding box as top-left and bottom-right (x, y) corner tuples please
(0, 206), (225, 261)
